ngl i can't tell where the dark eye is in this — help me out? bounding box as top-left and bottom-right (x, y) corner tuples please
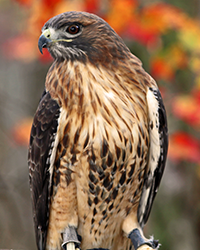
(66, 24), (80, 35)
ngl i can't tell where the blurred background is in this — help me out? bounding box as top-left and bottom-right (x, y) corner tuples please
(0, 0), (200, 249)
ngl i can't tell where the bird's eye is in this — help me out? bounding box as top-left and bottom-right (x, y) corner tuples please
(66, 24), (80, 35)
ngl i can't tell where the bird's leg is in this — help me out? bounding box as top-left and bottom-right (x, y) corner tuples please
(128, 229), (159, 250)
(122, 213), (159, 250)
(61, 226), (81, 250)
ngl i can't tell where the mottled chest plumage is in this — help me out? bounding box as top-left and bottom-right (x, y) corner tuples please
(45, 60), (150, 249)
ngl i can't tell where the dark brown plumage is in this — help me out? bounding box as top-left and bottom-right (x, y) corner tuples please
(28, 11), (168, 250)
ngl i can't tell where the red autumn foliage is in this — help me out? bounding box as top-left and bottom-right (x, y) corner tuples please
(7, 0), (200, 165)
(151, 57), (174, 81)
(84, 0), (100, 13)
(169, 132), (200, 163)
(11, 118), (33, 146)
(172, 90), (200, 128)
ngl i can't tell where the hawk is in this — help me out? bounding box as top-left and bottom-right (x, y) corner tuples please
(28, 11), (168, 250)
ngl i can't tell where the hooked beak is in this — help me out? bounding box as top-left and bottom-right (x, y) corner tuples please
(38, 29), (52, 54)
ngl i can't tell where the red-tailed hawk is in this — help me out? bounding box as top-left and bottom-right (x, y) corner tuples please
(28, 11), (168, 250)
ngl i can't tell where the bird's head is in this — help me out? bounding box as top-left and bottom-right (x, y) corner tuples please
(38, 11), (130, 64)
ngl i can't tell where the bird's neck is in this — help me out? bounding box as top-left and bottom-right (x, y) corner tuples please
(45, 60), (116, 106)
(45, 59), (147, 110)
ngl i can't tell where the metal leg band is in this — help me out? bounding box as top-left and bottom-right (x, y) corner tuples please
(61, 226), (81, 250)
(129, 229), (159, 250)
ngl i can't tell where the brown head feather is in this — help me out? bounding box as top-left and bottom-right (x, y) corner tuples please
(41, 11), (131, 66)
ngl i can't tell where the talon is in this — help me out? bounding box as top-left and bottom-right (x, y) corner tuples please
(63, 242), (75, 250)
(138, 245), (158, 250)
(129, 229), (159, 250)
